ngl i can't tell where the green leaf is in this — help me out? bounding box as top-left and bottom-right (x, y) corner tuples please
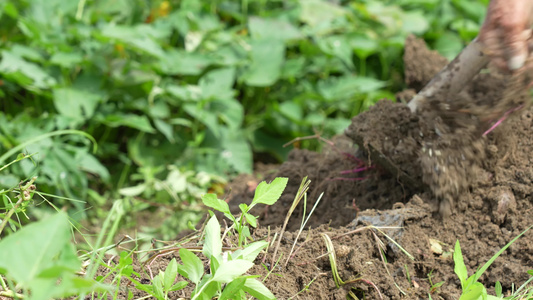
(252, 177), (288, 206)
(220, 130), (252, 174)
(100, 24), (165, 58)
(349, 34), (379, 59)
(212, 260), (254, 283)
(170, 281), (188, 292)
(102, 114), (156, 133)
(243, 278), (276, 300)
(164, 258), (178, 291)
(53, 88), (103, 121)
(202, 193), (230, 215)
(243, 40), (285, 87)
(299, 0), (346, 27)
(248, 17), (302, 41)
(219, 277), (246, 300)
(460, 282), (485, 300)
(0, 212), (74, 285)
(401, 11), (430, 34)
(199, 67), (236, 100)
(0, 50), (56, 89)
(178, 248), (204, 284)
(317, 35), (353, 68)
(203, 215), (222, 259)
(119, 184), (146, 197)
(318, 76), (386, 101)
(154, 119), (175, 143)
(453, 240), (468, 289)
(159, 49), (214, 76)
(50, 52), (84, 68)
(434, 32), (464, 61)
(244, 213), (257, 228)
(232, 241), (269, 262)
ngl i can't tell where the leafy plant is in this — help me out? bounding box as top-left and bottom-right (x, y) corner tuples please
(129, 215), (275, 300)
(0, 212), (106, 299)
(202, 177), (288, 246)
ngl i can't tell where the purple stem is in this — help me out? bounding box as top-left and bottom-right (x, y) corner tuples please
(483, 104), (524, 136)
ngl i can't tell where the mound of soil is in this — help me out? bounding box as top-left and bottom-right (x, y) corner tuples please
(239, 36), (533, 298)
(99, 37), (533, 299)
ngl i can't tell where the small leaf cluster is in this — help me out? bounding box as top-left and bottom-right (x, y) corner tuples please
(203, 177), (288, 246)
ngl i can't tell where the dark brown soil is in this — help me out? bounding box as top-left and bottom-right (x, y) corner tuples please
(93, 37), (533, 299)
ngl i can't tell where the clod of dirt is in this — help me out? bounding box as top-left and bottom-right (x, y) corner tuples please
(403, 35), (449, 91)
(346, 36), (532, 216)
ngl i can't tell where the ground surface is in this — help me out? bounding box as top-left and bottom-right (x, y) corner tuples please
(98, 37), (533, 299)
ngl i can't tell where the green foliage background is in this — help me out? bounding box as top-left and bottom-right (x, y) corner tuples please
(0, 0), (488, 236)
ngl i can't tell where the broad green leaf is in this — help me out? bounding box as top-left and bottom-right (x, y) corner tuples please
(244, 213), (257, 228)
(252, 177), (288, 206)
(202, 193), (230, 215)
(248, 17), (302, 41)
(349, 35), (379, 59)
(401, 11), (430, 34)
(50, 52), (84, 68)
(184, 104), (220, 137)
(243, 40), (285, 87)
(53, 88), (103, 121)
(460, 282), (485, 300)
(152, 272), (165, 299)
(199, 67), (236, 100)
(434, 32), (464, 60)
(100, 24), (165, 58)
(0, 212), (73, 284)
(219, 277), (246, 300)
(2, 1), (19, 18)
(299, 0), (346, 27)
(164, 259), (178, 291)
(203, 215), (222, 259)
(317, 35), (353, 68)
(279, 101), (303, 122)
(119, 184), (146, 197)
(220, 130), (252, 173)
(214, 98), (244, 129)
(75, 151), (110, 182)
(0, 50), (56, 89)
(318, 76), (386, 101)
(154, 119), (175, 143)
(11, 44), (43, 61)
(159, 49), (214, 76)
(170, 281), (188, 291)
(453, 241), (468, 289)
(102, 114), (156, 133)
(178, 248), (204, 284)
(232, 241), (269, 262)
(212, 260), (254, 283)
(243, 278), (276, 300)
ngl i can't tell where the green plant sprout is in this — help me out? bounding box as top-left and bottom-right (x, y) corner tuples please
(454, 224), (533, 300)
(129, 215), (275, 300)
(0, 212), (107, 299)
(202, 177), (288, 247)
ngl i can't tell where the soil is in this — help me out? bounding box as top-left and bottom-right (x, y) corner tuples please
(93, 36), (533, 299)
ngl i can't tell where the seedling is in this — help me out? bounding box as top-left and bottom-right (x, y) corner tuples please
(454, 224), (533, 299)
(202, 177), (288, 247)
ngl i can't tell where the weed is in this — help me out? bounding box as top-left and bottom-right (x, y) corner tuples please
(454, 225), (533, 299)
(203, 177), (288, 247)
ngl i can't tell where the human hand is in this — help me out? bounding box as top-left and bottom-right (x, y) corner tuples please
(478, 0), (533, 71)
